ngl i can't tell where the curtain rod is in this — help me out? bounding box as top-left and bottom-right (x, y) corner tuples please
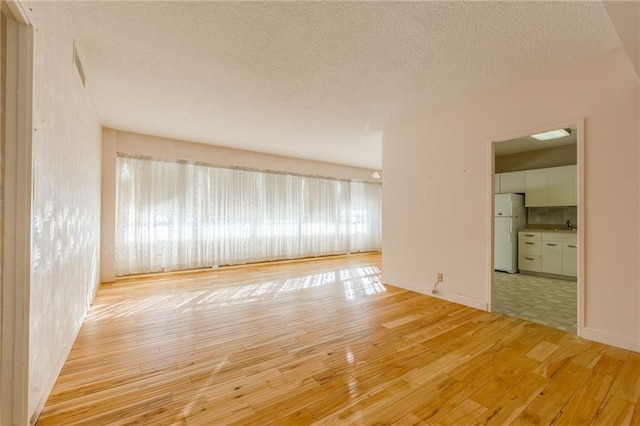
(116, 152), (382, 185)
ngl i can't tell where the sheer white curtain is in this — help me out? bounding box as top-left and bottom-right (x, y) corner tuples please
(116, 156), (381, 276)
(350, 181), (382, 252)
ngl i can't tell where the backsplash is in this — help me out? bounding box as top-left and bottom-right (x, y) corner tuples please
(527, 206), (577, 228)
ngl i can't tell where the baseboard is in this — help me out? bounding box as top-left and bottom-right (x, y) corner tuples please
(580, 327), (639, 352)
(115, 251), (381, 282)
(385, 279), (488, 311)
(431, 290), (489, 311)
(519, 270), (577, 282)
(30, 310), (87, 425)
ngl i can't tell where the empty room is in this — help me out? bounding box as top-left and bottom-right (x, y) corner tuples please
(1, 1), (639, 425)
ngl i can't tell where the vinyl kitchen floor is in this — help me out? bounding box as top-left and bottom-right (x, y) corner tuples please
(493, 272), (577, 334)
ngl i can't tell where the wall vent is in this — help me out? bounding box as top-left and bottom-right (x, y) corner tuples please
(73, 41), (86, 88)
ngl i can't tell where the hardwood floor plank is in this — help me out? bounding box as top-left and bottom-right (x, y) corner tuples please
(591, 395), (635, 425)
(36, 253), (640, 425)
(526, 341), (560, 361)
(107, 394), (209, 426)
(631, 398), (640, 424)
(312, 388), (394, 425)
(38, 391), (173, 425)
(183, 400), (254, 425)
(467, 352), (540, 410)
(365, 374), (464, 424)
(392, 413), (427, 426)
(436, 398), (486, 424)
(609, 352), (640, 404)
(269, 408), (316, 425)
(229, 377), (321, 425)
(480, 372), (549, 425)
(405, 375), (475, 422)
(514, 360), (593, 424)
(554, 354), (625, 425)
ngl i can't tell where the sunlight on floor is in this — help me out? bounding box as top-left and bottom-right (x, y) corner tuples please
(88, 265), (384, 321)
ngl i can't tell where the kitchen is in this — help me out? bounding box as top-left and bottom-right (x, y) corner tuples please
(492, 126), (579, 333)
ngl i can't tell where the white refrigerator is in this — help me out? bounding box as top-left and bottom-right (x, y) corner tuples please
(494, 193), (526, 273)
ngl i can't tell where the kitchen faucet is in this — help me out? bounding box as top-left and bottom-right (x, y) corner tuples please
(566, 219), (573, 230)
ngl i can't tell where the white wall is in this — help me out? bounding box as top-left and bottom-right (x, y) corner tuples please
(383, 49), (640, 351)
(26, 2), (102, 420)
(101, 129), (380, 282)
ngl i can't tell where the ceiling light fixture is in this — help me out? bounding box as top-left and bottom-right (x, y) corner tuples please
(531, 128), (571, 141)
(371, 171), (382, 179)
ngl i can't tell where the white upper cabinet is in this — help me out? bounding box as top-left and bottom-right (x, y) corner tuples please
(548, 165), (575, 206)
(524, 169), (548, 207)
(523, 165), (576, 207)
(499, 171), (526, 193)
(498, 165), (576, 206)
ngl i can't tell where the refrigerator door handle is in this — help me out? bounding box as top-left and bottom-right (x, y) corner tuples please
(508, 218), (512, 242)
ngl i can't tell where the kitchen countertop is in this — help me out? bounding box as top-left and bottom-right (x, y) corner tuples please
(520, 228), (577, 234)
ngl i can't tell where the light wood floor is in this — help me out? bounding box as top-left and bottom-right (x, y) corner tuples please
(38, 253), (640, 425)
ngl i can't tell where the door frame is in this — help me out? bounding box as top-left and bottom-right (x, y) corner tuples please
(1, 2), (33, 425)
(487, 118), (585, 336)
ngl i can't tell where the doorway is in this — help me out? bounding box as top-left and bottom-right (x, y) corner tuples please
(490, 121), (584, 335)
(0, 2), (33, 424)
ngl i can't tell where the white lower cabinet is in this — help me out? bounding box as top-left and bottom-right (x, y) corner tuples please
(519, 239), (541, 256)
(541, 240), (562, 274)
(562, 242), (578, 277)
(519, 231), (576, 277)
(519, 254), (541, 272)
(518, 232), (541, 272)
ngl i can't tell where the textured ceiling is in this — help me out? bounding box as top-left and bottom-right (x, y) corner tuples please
(66, 1), (620, 169)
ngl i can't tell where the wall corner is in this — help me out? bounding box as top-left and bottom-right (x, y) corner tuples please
(101, 127), (117, 283)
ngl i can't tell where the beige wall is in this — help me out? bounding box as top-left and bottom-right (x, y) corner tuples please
(604, 1), (640, 79)
(0, 11), (5, 372)
(383, 49), (640, 351)
(605, 1), (640, 351)
(495, 144), (576, 173)
(27, 2), (102, 420)
(101, 129), (380, 282)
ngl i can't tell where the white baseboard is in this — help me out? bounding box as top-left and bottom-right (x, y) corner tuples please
(384, 279), (488, 312)
(30, 313), (87, 425)
(384, 278), (425, 294)
(431, 290), (488, 311)
(580, 327), (639, 352)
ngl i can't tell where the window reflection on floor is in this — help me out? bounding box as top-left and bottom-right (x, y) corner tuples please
(89, 265), (384, 321)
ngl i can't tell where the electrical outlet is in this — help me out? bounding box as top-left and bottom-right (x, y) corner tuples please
(437, 272), (443, 282)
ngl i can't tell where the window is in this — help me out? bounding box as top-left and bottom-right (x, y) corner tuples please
(115, 156), (382, 275)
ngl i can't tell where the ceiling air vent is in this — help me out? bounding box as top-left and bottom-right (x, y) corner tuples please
(73, 41), (86, 88)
